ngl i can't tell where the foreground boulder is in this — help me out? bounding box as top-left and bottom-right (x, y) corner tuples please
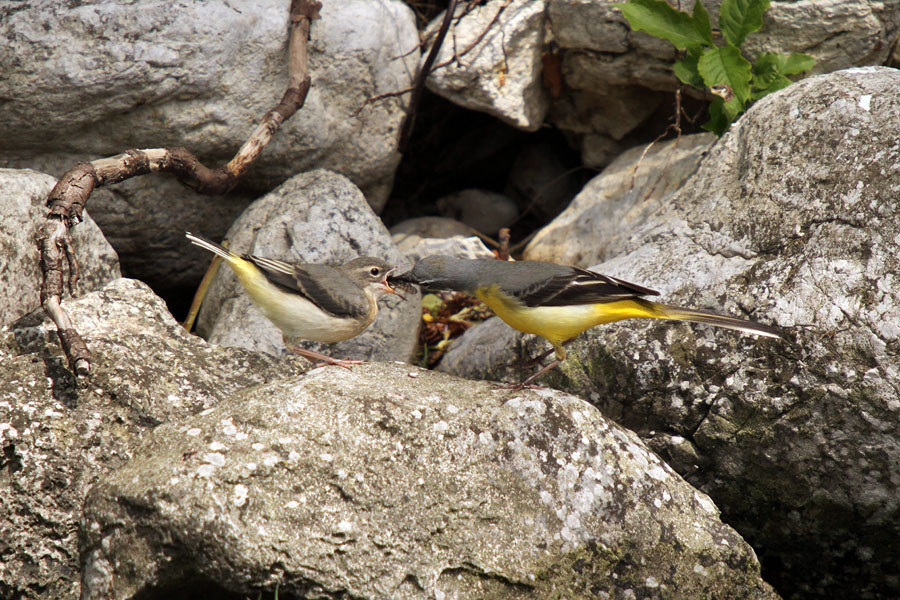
(440, 67), (900, 599)
(0, 279), (305, 600)
(81, 362), (778, 600)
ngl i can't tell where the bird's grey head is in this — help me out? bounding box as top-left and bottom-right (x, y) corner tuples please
(392, 255), (481, 293)
(341, 257), (399, 297)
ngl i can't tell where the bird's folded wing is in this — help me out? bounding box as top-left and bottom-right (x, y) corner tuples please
(246, 256), (369, 319)
(513, 266), (661, 307)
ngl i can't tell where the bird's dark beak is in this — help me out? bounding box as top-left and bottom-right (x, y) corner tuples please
(388, 266), (417, 285)
(382, 266), (406, 300)
(388, 266), (422, 298)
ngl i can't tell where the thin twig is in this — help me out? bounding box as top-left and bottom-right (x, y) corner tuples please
(628, 88), (683, 198)
(398, 0), (458, 152)
(496, 228), (511, 261)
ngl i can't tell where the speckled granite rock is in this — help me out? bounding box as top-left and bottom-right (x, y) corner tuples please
(0, 278), (306, 600)
(80, 362), (778, 600)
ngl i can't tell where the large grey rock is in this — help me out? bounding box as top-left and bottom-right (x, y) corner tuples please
(524, 133), (716, 265)
(0, 0), (419, 211)
(197, 169), (421, 362)
(0, 168), (120, 326)
(436, 188), (519, 235)
(390, 216), (474, 246)
(390, 217), (495, 263)
(441, 67), (900, 600)
(80, 362), (779, 600)
(0, 278), (306, 600)
(549, 0), (899, 92)
(89, 176), (253, 294)
(425, 0), (550, 130)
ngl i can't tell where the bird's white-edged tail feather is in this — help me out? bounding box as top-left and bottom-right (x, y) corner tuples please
(186, 232), (238, 262)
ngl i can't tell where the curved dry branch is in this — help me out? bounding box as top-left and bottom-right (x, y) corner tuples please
(37, 0), (321, 376)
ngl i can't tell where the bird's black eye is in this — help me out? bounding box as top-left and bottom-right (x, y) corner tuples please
(369, 267), (381, 277)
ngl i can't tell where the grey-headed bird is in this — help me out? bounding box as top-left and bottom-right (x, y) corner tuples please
(187, 232), (401, 368)
(394, 256), (784, 386)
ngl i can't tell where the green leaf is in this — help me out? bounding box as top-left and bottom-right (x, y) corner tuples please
(698, 45), (752, 104)
(615, 0), (708, 51)
(751, 52), (785, 89)
(702, 98), (731, 135)
(751, 74), (792, 99)
(674, 52), (704, 88)
(720, 0), (770, 47)
(781, 52), (815, 75)
(752, 51), (813, 94)
(720, 96), (745, 121)
(692, 0), (714, 46)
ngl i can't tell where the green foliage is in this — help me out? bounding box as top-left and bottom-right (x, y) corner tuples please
(614, 0), (815, 134)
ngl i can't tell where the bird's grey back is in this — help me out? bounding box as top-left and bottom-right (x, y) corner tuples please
(411, 256), (572, 294)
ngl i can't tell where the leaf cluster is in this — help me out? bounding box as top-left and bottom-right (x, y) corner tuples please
(615, 0), (814, 134)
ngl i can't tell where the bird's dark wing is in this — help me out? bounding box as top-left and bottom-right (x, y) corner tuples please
(510, 264), (660, 308)
(245, 255), (369, 319)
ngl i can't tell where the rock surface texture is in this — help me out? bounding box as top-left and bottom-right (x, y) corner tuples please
(196, 169), (421, 363)
(441, 67), (900, 600)
(81, 363), (779, 600)
(524, 133), (717, 265)
(425, 0), (550, 130)
(0, 278), (306, 600)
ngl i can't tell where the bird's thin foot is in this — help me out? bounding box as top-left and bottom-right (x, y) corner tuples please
(285, 346), (365, 371)
(508, 339), (573, 370)
(495, 357), (563, 390)
(508, 351), (552, 370)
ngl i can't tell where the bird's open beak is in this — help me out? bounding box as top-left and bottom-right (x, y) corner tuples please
(382, 266), (406, 300)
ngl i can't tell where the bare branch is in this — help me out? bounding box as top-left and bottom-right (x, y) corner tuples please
(37, 0), (321, 376)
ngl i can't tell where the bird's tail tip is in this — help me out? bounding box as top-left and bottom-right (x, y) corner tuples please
(185, 232), (235, 261)
(657, 304), (785, 339)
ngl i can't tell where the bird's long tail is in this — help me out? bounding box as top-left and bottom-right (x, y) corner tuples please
(646, 300), (784, 339)
(186, 232), (238, 263)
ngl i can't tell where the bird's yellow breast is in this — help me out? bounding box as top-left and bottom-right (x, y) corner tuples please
(475, 286), (659, 346)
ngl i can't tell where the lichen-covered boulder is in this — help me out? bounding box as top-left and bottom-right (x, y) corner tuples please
(0, 278), (306, 600)
(81, 363), (778, 600)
